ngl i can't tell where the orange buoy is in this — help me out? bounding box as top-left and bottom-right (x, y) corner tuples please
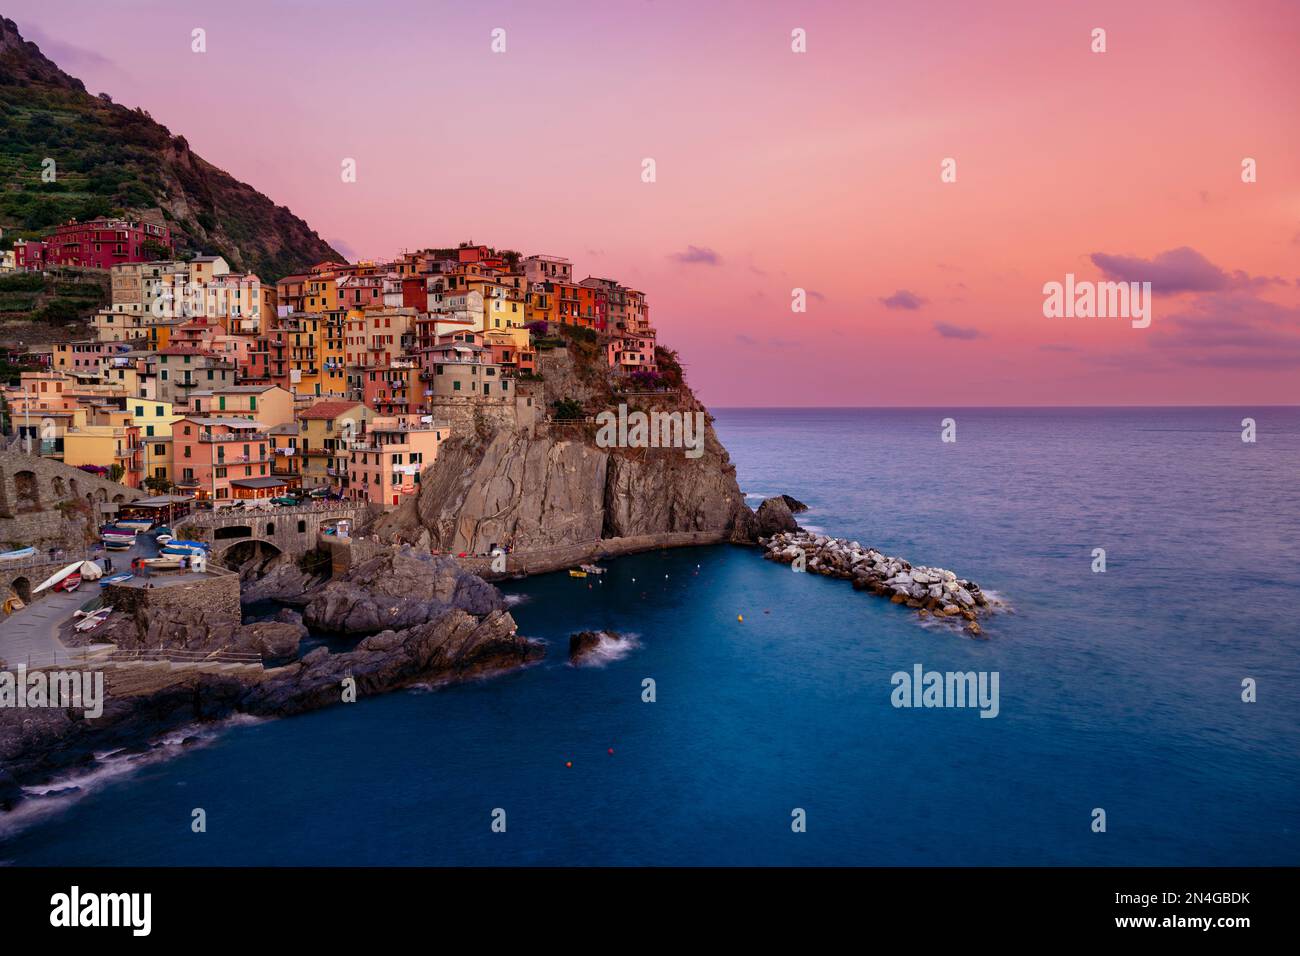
(737, 614), (744, 622)
(608, 748), (614, 755)
(565, 761), (572, 768)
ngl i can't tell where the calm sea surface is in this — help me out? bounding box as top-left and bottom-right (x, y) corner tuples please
(3, 407), (1298, 865)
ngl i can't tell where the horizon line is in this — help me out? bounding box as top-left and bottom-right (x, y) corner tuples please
(707, 404), (1300, 410)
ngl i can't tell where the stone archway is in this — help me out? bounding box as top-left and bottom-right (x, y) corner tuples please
(12, 577), (32, 603)
(216, 538), (283, 572)
(214, 525), (254, 540)
(14, 471), (40, 513)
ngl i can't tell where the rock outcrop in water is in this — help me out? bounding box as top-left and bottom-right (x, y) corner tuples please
(303, 546), (504, 634)
(568, 630), (624, 665)
(762, 531), (999, 637)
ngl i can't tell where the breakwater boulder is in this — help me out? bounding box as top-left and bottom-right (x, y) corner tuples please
(755, 495), (801, 537)
(761, 531), (1000, 637)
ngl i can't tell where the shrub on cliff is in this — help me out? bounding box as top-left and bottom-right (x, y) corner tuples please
(553, 398), (584, 421)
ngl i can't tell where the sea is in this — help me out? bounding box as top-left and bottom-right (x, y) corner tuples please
(2, 407), (1297, 865)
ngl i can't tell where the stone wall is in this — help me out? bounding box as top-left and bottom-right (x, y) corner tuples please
(0, 449), (143, 549)
(425, 395), (520, 434)
(103, 571), (241, 621)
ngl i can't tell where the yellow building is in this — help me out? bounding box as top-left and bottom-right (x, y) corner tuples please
(297, 399), (372, 490)
(61, 425), (127, 471)
(186, 384), (294, 429)
(321, 311), (349, 396)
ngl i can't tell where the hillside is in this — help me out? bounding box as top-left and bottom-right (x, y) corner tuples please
(0, 16), (341, 282)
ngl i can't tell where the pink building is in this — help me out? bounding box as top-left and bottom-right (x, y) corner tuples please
(172, 416), (277, 501)
(346, 416), (449, 507)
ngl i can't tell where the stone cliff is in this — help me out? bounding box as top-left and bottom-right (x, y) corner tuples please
(374, 342), (758, 559)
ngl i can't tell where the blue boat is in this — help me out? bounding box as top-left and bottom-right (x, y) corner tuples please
(99, 572), (134, 588)
(161, 540), (209, 556)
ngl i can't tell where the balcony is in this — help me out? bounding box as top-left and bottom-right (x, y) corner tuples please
(199, 432), (269, 442)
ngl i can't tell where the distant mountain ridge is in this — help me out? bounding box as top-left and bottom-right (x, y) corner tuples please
(0, 17), (342, 280)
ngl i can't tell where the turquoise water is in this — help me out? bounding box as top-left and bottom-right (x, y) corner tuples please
(2, 407), (1298, 865)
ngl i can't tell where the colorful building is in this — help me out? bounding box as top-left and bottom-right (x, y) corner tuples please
(346, 417), (449, 506)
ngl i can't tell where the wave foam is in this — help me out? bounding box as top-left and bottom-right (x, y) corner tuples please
(572, 631), (641, 667)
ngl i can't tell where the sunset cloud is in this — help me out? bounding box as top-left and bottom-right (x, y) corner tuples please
(669, 245), (721, 266)
(933, 321), (987, 340)
(881, 289), (926, 310)
(1090, 247), (1283, 296)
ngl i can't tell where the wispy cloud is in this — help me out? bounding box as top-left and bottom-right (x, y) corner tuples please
(933, 321), (987, 340)
(881, 289), (926, 310)
(669, 245), (721, 266)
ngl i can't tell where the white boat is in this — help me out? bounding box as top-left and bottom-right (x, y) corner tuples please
(78, 560), (104, 581)
(142, 556), (183, 570)
(33, 561), (86, 595)
(115, 519), (154, 532)
(0, 547), (36, 562)
(74, 608), (112, 632)
(103, 535), (135, 551)
(580, 564), (607, 575)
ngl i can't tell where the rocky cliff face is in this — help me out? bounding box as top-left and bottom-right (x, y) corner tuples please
(375, 347), (757, 554)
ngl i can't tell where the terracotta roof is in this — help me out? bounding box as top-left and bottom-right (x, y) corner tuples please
(298, 400), (362, 420)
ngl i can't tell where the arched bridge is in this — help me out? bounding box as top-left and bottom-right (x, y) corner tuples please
(181, 503), (367, 562)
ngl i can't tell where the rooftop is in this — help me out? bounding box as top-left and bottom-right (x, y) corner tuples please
(298, 400), (363, 420)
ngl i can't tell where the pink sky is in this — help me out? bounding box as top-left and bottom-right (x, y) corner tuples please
(16, 0), (1300, 405)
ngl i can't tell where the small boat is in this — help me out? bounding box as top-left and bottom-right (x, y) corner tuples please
(153, 526), (174, 544)
(115, 519), (154, 532)
(75, 608), (111, 632)
(103, 536), (135, 551)
(0, 547), (36, 562)
(78, 560), (104, 581)
(162, 539), (208, 556)
(34, 561), (86, 595)
(142, 556), (183, 570)
(568, 569), (588, 578)
(271, 496), (299, 507)
(55, 572), (82, 592)
(579, 564), (606, 575)
(100, 572), (134, 588)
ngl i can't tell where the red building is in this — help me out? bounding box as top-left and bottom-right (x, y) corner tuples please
(38, 218), (172, 270)
(13, 239), (46, 270)
(401, 275), (428, 312)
